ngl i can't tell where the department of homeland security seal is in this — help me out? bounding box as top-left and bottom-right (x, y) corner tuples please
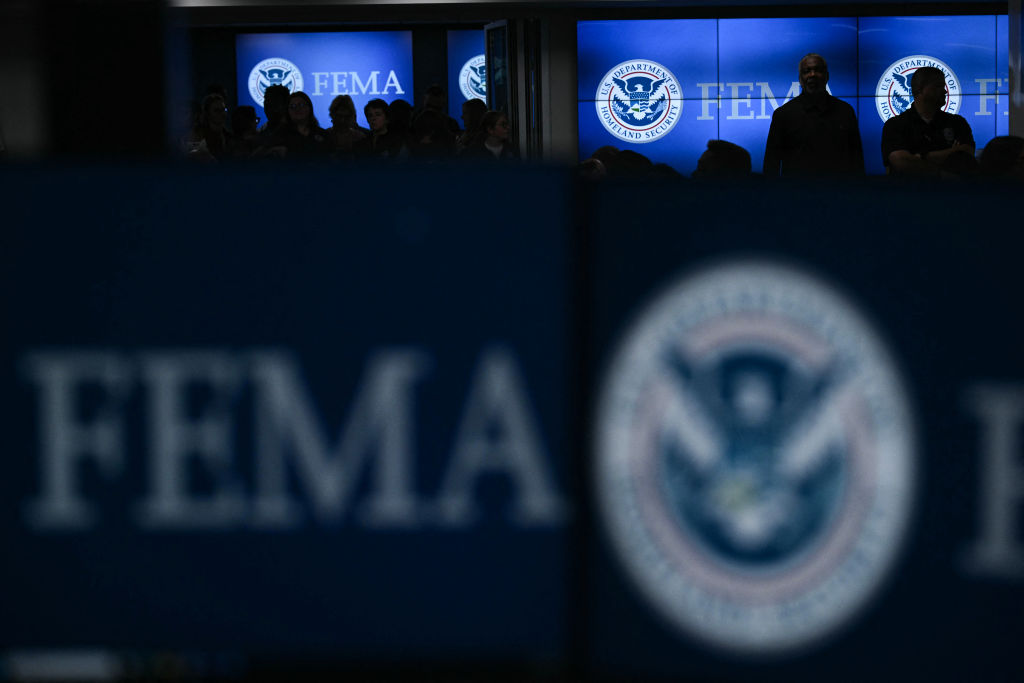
(595, 60), (682, 144)
(248, 58), (304, 106)
(459, 55), (487, 101)
(875, 55), (961, 121)
(595, 261), (916, 654)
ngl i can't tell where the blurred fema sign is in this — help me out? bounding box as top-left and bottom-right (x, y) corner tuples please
(586, 179), (1024, 680)
(3, 166), (1023, 680)
(0, 164), (572, 662)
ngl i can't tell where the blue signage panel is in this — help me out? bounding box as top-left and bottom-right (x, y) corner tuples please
(578, 15), (1007, 175)
(577, 20), (717, 173)
(447, 30), (487, 119)
(858, 15), (1002, 173)
(586, 178), (1024, 681)
(0, 164), (571, 665)
(235, 31), (413, 129)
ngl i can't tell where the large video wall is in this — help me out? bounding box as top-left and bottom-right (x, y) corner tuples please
(578, 16), (1010, 175)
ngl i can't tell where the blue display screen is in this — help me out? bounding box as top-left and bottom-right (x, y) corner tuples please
(447, 30), (487, 119)
(236, 31), (413, 129)
(578, 16), (1009, 175)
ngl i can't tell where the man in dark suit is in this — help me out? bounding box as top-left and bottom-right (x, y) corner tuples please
(763, 54), (864, 177)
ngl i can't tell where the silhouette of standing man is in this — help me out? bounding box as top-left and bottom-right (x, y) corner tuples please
(763, 54), (864, 177)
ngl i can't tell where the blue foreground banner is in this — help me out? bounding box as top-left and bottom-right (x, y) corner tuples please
(0, 164), (572, 667)
(1, 165), (1022, 680)
(585, 178), (1024, 680)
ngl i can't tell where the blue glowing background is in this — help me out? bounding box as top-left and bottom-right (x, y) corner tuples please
(236, 31), (413, 130)
(578, 16), (1008, 175)
(447, 30), (487, 120)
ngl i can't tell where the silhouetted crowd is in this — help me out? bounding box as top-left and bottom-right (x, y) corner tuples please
(579, 135), (1024, 182)
(178, 72), (1024, 183)
(177, 83), (516, 165)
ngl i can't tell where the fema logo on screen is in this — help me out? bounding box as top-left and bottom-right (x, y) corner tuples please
(595, 261), (916, 654)
(459, 55), (487, 101)
(875, 55), (961, 121)
(248, 58), (304, 105)
(595, 60), (681, 144)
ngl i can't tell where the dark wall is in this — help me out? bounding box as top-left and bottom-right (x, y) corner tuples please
(413, 26), (449, 111)
(187, 28), (238, 106)
(41, 0), (167, 158)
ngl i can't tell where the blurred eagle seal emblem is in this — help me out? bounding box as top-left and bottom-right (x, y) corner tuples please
(248, 58), (304, 106)
(459, 55), (487, 101)
(595, 59), (682, 144)
(595, 261), (916, 654)
(875, 55), (961, 121)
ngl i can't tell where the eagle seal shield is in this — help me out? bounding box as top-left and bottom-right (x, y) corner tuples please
(595, 261), (916, 655)
(459, 55), (487, 101)
(595, 60), (682, 144)
(875, 55), (960, 121)
(247, 57), (305, 106)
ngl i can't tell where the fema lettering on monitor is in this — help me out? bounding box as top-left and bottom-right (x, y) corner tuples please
(309, 70), (405, 97)
(875, 55), (961, 121)
(248, 58), (304, 105)
(596, 60), (682, 143)
(247, 57), (406, 104)
(596, 262), (917, 654)
(19, 346), (565, 532)
(459, 55), (487, 101)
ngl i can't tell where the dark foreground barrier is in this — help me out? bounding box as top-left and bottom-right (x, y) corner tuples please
(1, 164), (1021, 681)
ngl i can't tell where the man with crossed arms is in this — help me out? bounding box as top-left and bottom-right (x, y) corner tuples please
(881, 65), (975, 176)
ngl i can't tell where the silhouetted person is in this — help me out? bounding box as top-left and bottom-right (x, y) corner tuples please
(578, 158), (608, 182)
(881, 66), (974, 177)
(590, 146), (620, 171)
(326, 94), (368, 159)
(266, 91), (328, 160)
(416, 84), (461, 136)
(354, 98), (406, 159)
(187, 93), (231, 161)
(387, 99), (414, 146)
(251, 84), (292, 160)
(650, 162), (685, 181)
(763, 53), (863, 177)
(258, 84), (290, 135)
(461, 111), (517, 161)
(979, 136), (1024, 180)
(228, 105), (259, 160)
(457, 98), (487, 154)
(410, 109), (457, 160)
(693, 140), (752, 179)
(610, 149), (653, 178)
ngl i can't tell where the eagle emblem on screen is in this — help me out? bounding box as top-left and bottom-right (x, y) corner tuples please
(247, 58), (305, 107)
(258, 66), (298, 95)
(611, 75), (668, 124)
(888, 71), (914, 115)
(459, 55), (487, 101)
(875, 55), (960, 122)
(594, 60), (682, 144)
